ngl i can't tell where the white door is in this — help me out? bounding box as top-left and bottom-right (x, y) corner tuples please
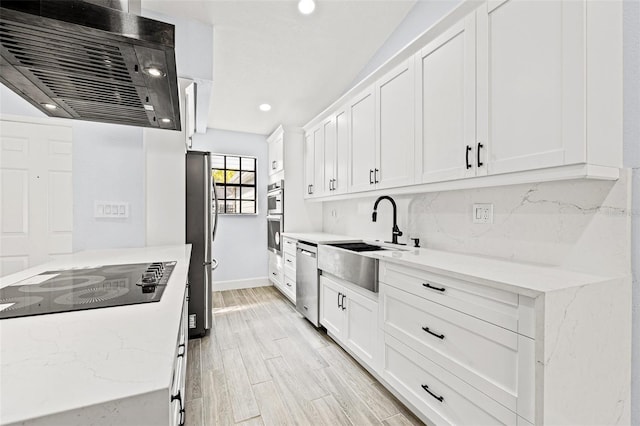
(319, 276), (345, 339)
(303, 133), (314, 198)
(334, 108), (349, 195)
(344, 288), (379, 370)
(477, 0), (585, 175)
(322, 116), (336, 196)
(348, 86), (376, 193)
(376, 57), (415, 189)
(417, 15), (477, 183)
(0, 119), (73, 277)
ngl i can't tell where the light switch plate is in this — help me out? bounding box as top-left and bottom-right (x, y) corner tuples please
(473, 203), (493, 224)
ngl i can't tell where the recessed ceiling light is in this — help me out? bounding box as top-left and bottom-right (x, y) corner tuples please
(160, 118), (171, 123)
(42, 103), (57, 110)
(298, 0), (315, 15)
(259, 103), (272, 112)
(144, 67), (165, 77)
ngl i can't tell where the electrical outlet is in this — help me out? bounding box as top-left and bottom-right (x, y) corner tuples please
(473, 203), (493, 224)
(94, 201), (129, 218)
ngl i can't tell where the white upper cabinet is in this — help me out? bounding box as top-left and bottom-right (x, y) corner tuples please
(303, 0), (621, 200)
(416, 15), (476, 183)
(303, 132), (315, 198)
(312, 124), (324, 197)
(321, 116), (336, 196)
(267, 126), (284, 176)
(477, 0), (585, 175)
(321, 107), (350, 196)
(376, 57), (415, 189)
(348, 85), (377, 193)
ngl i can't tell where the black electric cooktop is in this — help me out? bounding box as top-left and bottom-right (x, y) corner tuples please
(0, 261), (176, 320)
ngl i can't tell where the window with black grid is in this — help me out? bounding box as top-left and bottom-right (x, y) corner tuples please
(211, 154), (257, 215)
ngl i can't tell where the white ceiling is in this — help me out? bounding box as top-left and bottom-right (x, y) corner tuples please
(141, 0), (416, 135)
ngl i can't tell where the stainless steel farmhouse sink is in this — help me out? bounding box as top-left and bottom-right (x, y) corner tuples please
(317, 242), (388, 293)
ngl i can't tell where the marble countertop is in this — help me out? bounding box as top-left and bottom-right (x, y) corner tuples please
(281, 232), (359, 244)
(360, 243), (617, 297)
(284, 232), (617, 297)
(0, 245), (192, 425)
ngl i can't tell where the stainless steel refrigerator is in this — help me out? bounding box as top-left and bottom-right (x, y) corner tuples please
(186, 151), (218, 338)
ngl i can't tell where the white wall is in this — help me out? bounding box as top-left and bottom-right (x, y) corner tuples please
(0, 85), (146, 252)
(191, 129), (268, 285)
(347, 0), (463, 92)
(623, 0), (640, 422)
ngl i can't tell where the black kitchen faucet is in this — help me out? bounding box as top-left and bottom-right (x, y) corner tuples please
(372, 196), (403, 244)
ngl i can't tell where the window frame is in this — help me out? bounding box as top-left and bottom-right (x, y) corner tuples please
(211, 153), (258, 216)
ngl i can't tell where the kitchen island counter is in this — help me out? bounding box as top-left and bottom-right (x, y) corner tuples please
(0, 244), (192, 426)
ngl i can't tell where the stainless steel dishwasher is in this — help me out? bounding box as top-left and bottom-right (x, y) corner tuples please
(296, 241), (319, 327)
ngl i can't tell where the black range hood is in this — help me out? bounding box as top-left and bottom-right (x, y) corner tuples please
(0, 0), (181, 130)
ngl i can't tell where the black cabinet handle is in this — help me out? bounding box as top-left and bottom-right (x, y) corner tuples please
(272, 272), (277, 277)
(171, 390), (185, 426)
(421, 384), (444, 402)
(465, 145), (472, 169)
(286, 282), (292, 287)
(423, 283), (446, 292)
(286, 259), (292, 263)
(177, 343), (186, 357)
(338, 292), (343, 309)
(272, 160), (277, 169)
(369, 169), (374, 184)
(477, 142), (484, 167)
(341, 293), (346, 310)
(309, 184), (314, 194)
(374, 168), (379, 183)
(422, 326), (445, 340)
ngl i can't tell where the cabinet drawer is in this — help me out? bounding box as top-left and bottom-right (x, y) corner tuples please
(284, 251), (296, 271)
(283, 237), (297, 256)
(269, 261), (282, 285)
(382, 284), (521, 411)
(383, 334), (516, 425)
(282, 274), (296, 302)
(380, 261), (519, 332)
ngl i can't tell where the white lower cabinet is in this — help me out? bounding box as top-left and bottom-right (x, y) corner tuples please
(384, 334), (516, 425)
(319, 274), (379, 372)
(379, 261), (535, 425)
(170, 290), (188, 426)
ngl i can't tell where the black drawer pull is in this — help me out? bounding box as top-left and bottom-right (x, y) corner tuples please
(422, 326), (445, 340)
(338, 292), (342, 309)
(423, 283), (445, 292)
(465, 145), (472, 169)
(421, 384), (444, 402)
(341, 293), (346, 311)
(177, 343), (186, 357)
(477, 142), (484, 167)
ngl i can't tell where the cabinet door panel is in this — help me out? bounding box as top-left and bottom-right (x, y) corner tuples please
(478, 0), (585, 175)
(303, 133), (314, 198)
(348, 86), (376, 193)
(312, 125), (324, 197)
(319, 276), (344, 339)
(344, 289), (378, 370)
(417, 16), (476, 183)
(334, 109), (349, 194)
(322, 116), (336, 196)
(376, 58), (415, 189)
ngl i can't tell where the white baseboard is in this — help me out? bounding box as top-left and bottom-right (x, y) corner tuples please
(213, 277), (272, 291)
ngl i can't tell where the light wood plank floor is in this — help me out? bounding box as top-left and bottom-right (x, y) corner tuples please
(184, 286), (425, 426)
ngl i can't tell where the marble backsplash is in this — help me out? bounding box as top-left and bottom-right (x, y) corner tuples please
(322, 170), (632, 276)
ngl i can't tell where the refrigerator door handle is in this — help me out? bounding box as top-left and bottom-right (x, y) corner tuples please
(211, 168), (219, 243)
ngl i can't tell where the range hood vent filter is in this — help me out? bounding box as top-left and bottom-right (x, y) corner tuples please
(0, 1), (181, 130)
